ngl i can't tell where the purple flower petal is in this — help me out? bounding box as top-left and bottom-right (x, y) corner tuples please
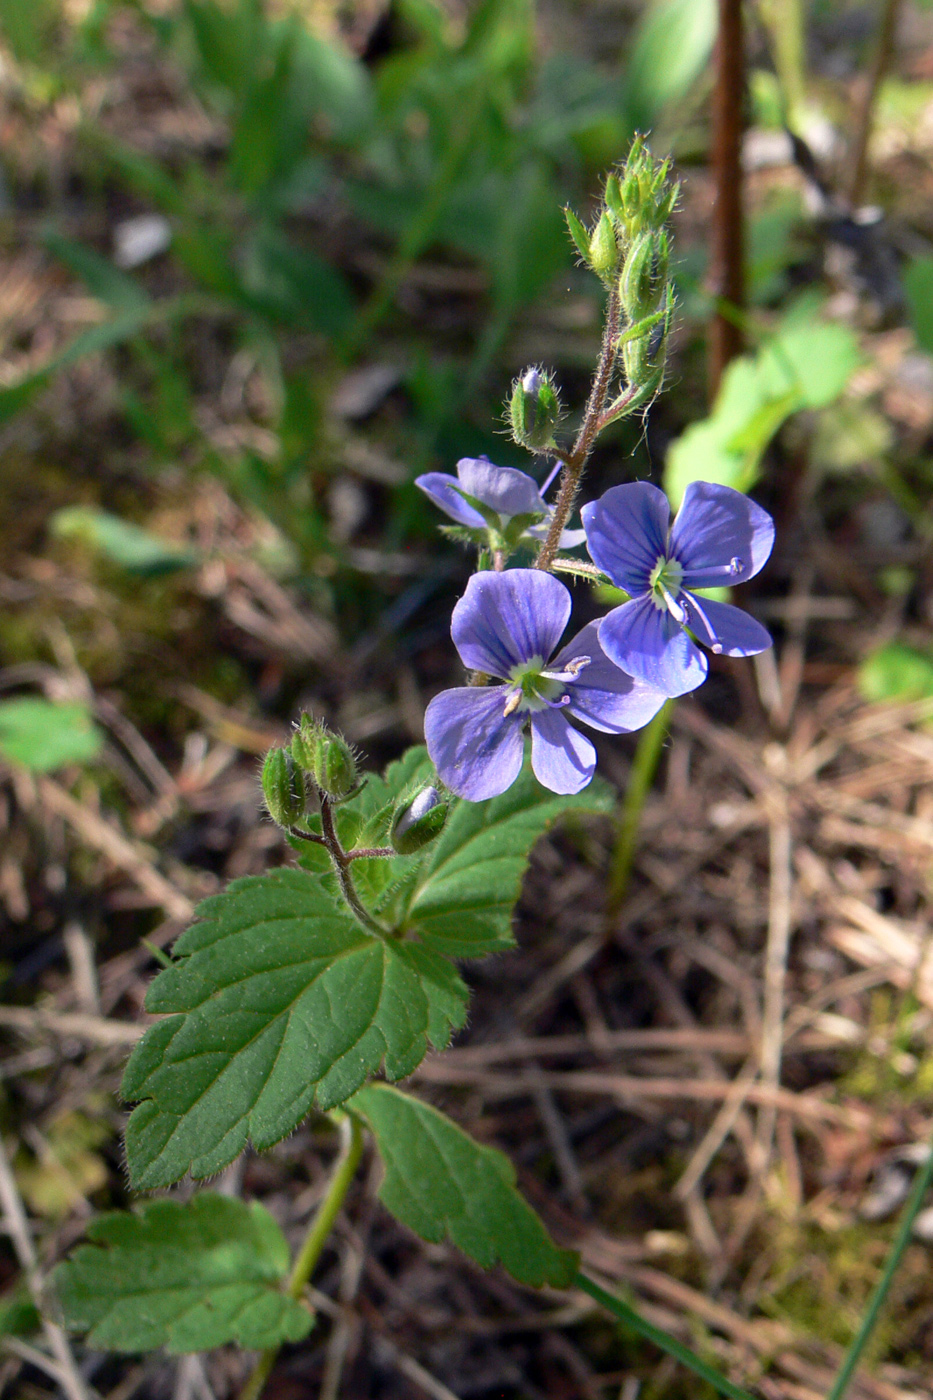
(526, 520), (588, 548)
(670, 482), (774, 587)
(529, 708), (595, 794)
(582, 482), (670, 595)
(554, 621), (668, 733)
(599, 595), (708, 697)
(456, 458), (547, 520)
(415, 473), (487, 528)
(451, 569), (572, 677)
(683, 595), (773, 657)
(424, 686), (524, 800)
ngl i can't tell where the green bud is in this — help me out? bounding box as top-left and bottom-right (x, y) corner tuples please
(508, 367), (561, 452)
(588, 211), (619, 280)
(262, 747), (305, 827)
(564, 205), (591, 263)
(390, 786), (448, 854)
(619, 231), (658, 322)
(291, 715), (357, 799)
(604, 173), (624, 223)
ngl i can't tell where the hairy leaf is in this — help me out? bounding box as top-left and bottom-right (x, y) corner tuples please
(53, 1194), (311, 1353)
(123, 868), (467, 1188)
(400, 760), (613, 956)
(350, 1084), (577, 1288)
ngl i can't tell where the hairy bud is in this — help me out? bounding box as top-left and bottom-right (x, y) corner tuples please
(391, 786), (448, 854)
(508, 367), (561, 452)
(261, 747), (305, 827)
(588, 210), (619, 281)
(291, 715), (357, 799)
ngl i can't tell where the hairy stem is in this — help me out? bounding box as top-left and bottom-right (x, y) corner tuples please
(827, 1135), (933, 1400)
(239, 1115), (366, 1400)
(607, 700), (673, 915)
(319, 794), (386, 936)
(534, 288), (622, 572)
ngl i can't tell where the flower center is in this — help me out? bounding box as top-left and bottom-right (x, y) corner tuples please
(649, 556), (685, 620)
(502, 655), (590, 717)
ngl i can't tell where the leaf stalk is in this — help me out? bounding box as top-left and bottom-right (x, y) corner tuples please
(238, 1114), (365, 1400)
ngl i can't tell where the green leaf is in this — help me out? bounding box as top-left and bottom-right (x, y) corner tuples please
(664, 302), (861, 507)
(622, 0), (716, 132)
(122, 868), (468, 1188)
(400, 761), (613, 957)
(903, 257), (933, 355)
(53, 1194), (312, 1353)
(43, 229), (150, 313)
(0, 1284), (40, 1339)
(0, 699), (103, 771)
(238, 225), (355, 337)
(51, 507), (198, 575)
(350, 1084), (577, 1288)
(858, 642), (933, 705)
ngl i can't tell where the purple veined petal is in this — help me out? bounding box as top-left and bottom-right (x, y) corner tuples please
(581, 482), (671, 595)
(451, 569), (573, 677)
(415, 473), (487, 528)
(524, 520), (588, 548)
(456, 458), (547, 520)
(554, 621), (668, 734)
(682, 595), (773, 657)
(598, 595), (708, 698)
(670, 481), (775, 588)
(529, 708), (596, 794)
(424, 686), (525, 801)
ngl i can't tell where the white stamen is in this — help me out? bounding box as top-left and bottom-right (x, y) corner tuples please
(541, 655), (591, 684)
(685, 592), (722, 653)
(503, 690), (522, 717)
(658, 583), (686, 624)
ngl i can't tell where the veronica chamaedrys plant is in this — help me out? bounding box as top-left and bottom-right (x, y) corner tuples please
(582, 481), (774, 696)
(51, 140), (780, 1400)
(424, 570), (667, 799)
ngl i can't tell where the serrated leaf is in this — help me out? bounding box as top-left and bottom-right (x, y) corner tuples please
(400, 761), (613, 957)
(53, 1194), (312, 1353)
(350, 1084), (577, 1289)
(122, 868), (468, 1188)
(0, 699), (103, 771)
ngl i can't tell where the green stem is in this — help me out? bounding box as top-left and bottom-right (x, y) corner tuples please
(239, 1115), (365, 1400)
(575, 1271), (757, 1400)
(607, 699), (673, 914)
(826, 1137), (933, 1400)
(319, 794), (386, 936)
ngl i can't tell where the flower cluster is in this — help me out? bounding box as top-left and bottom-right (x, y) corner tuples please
(420, 462), (774, 801)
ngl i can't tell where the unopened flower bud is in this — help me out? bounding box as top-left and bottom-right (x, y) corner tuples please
(291, 715), (357, 799)
(588, 210), (619, 280)
(508, 368), (561, 452)
(619, 231), (658, 322)
(262, 747), (305, 827)
(391, 786), (448, 854)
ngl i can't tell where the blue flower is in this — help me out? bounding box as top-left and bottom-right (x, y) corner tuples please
(582, 481), (775, 697)
(416, 457), (585, 548)
(424, 569), (666, 800)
